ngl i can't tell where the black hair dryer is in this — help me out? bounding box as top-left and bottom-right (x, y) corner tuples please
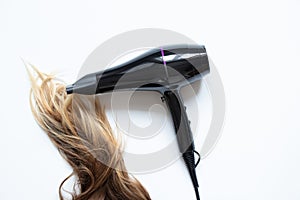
(66, 44), (210, 200)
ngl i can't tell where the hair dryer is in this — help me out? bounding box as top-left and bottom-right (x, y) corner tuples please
(66, 44), (210, 200)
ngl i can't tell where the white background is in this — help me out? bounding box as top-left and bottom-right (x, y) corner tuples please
(1, 0), (300, 199)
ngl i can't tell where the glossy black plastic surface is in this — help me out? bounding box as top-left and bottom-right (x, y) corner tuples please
(66, 44), (209, 95)
(164, 90), (200, 199)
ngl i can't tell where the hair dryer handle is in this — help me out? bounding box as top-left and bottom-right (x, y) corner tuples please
(163, 90), (195, 153)
(163, 89), (200, 199)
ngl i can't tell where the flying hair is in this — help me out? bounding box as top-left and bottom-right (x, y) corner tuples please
(26, 64), (151, 200)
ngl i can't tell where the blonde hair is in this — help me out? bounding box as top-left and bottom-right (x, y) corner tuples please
(27, 64), (151, 200)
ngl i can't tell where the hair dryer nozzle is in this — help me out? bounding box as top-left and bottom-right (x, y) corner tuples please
(66, 85), (73, 94)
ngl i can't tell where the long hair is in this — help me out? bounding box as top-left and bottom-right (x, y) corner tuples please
(27, 64), (151, 200)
